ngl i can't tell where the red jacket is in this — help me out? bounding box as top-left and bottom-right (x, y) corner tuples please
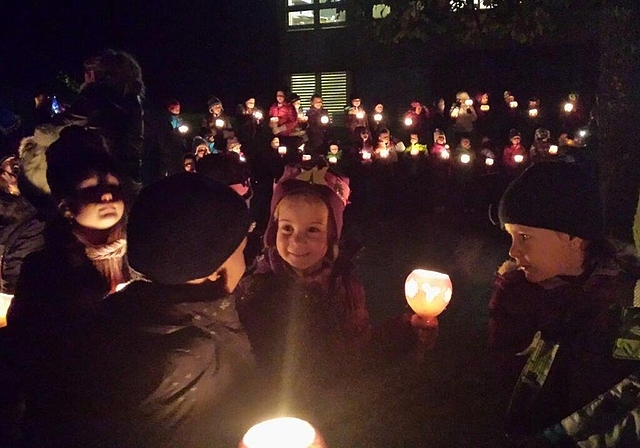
(268, 102), (298, 137)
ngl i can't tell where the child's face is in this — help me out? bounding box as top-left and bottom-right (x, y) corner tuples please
(510, 136), (521, 146)
(374, 104), (383, 113)
(183, 158), (195, 172)
(460, 138), (471, 149)
(410, 134), (419, 144)
(436, 136), (445, 145)
(209, 104), (222, 115)
(312, 97), (323, 109)
(73, 173), (125, 230)
(351, 98), (361, 108)
(329, 145), (339, 154)
(504, 223), (583, 283)
(271, 137), (280, 149)
(276, 195), (329, 275)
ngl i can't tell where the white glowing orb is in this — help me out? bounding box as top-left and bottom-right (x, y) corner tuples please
(328, 155), (338, 164)
(450, 108), (459, 118)
(253, 111), (263, 120)
(464, 99), (473, 106)
(563, 102), (574, 113)
(239, 154), (246, 162)
(514, 154), (524, 163)
(356, 111), (365, 119)
(404, 269), (452, 317)
(215, 118), (225, 128)
(240, 417), (323, 448)
(549, 145), (558, 155)
(380, 148), (389, 158)
(404, 117), (413, 126)
(278, 146), (287, 155)
(362, 151), (372, 160)
(411, 147), (419, 156)
(460, 154), (471, 164)
(509, 101), (518, 109)
(485, 157), (494, 166)
(374, 113), (382, 122)
(440, 150), (450, 160)
(480, 104), (490, 112)
(178, 124), (189, 134)
(320, 115), (329, 124)
(302, 154), (311, 161)
(528, 108), (538, 118)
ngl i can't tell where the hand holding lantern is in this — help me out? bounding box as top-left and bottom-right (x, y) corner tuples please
(215, 118), (225, 128)
(548, 145), (558, 155)
(405, 269), (452, 321)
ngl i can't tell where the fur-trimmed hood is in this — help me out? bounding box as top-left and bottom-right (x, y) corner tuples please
(18, 124), (66, 195)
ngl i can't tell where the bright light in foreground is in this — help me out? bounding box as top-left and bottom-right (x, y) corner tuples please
(253, 111), (263, 120)
(485, 157), (494, 166)
(239, 417), (326, 448)
(320, 115), (329, 124)
(404, 117), (413, 126)
(404, 269), (452, 318)
(374, 113), (382, 122)
(563, 102), (574, 113)
(509, 101), (518, 109)
(215, 118), (225, 128)
(549, 145), (558, 155)
(278, 146), (287, 155)
(178, 124), (189, 134)
(514, 154), (524, 163)
(460, 154), (471, 164)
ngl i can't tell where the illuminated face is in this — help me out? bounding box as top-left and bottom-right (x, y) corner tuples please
(72, 173), (125, 230)
(510, 136), (521, 145)
(481, 94), (489, 105)
(379, 133), (390, 144)
(183, 157), (196, 172)
(460, 138), (471, 149)
(505, 224), (583, 283)
(168, 104), (180, 115)
(436, 136), (445, 145)
(410, 134), (419, 144)
(311, 97), (323, 109)
(329, 144), (339, 154)
(374, 104), (383, 113)
(271, 137), (280, 150)
(245, 98), (255, 109)
(351, 98), (361, 107)
(209, 104), (222, 115)
(275, 195), (329, 276)
(276, 91), (286, 104)
(1, 156), (19, 194)
(195, 145), (208, 159)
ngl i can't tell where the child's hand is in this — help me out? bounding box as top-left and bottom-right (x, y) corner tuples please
(410, 314), (439, 351)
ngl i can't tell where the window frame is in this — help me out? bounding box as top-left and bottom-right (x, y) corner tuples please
(286, 0), (346, 30)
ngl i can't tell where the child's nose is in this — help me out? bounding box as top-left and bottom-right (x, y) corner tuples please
(508, 242), (520, 260)
(292, 232), (307, 244)
(101, 192), (114, 202)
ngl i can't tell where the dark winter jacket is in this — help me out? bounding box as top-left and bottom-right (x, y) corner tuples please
(55, 83), (144, 183)
(31, 280), (256, 448)
(0, 193), (45, 294)
(305, 107), (330, 152)
(488, 251), (640, 438)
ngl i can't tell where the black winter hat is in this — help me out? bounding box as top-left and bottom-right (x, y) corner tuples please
(197, 153), (250, 186)
(508, 128), (521, 140)
(498, 161), (603, 240)
(46, 125), (120, 200)
(207, 96), (222, 109)
(127, 172), (253, 284)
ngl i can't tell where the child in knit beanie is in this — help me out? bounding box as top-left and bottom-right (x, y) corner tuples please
(488, 160), (640, 443)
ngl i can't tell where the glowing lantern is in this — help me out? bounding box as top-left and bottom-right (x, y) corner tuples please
(485, 157), (494, 166)
(450, 107), (459, 118)
(239, 153), (247, 163)
(549, 145), (558, 155)
(328, 155), (338, 164)
(302, 154), (311, 161)
(215, 118), (225, 128)
(528, 108), (538, 118)
(361, 151), (372, 160)
(320, 115), (329, 124)
(440, 149), (450, 160)
(356, 111), (365, 119)
(178, 124), (189, 134)
(513, 154), (524, 163)
(410, 147), (420, 156)
(404, 269), (452, 319)
(0, 293), (13, 328)
(509, 101), (519, 109)
(404, 117), (413, 126)
(464, 99), (473, 107)
(460, 153), (471, 164)
(278, 146), (287, 156)
(253, 111), (263, 120)
(238, 417), (327, 448)
(380, 148), (389, 159)
(374, 113), (382, 122)
(563, 102), (574, 113)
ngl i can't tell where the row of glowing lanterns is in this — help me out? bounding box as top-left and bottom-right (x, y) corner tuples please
(1, 268), (450, 447)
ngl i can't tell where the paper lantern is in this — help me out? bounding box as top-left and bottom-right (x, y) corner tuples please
(485, 157), (494, 166)
(563, 102), (574, 113)
(440, 149), (450, 160)
(528, 108), (538, 118)
(320, 115), (329, 124)
(480, 104), (490, 112)
(509, 101), (518, 109)
(356, 111), (365, 119)
(404, 117), (413, 126)
(549, 145), (558, 155)
(302, 154), (311, 161)
(278, 146), (287, 156)
(513, 154), (524, 163)
(239, 417), (327, 448)
(361, 151), (372, 160)
(374, 113), (382, 122)
(178, 124), (189, 134)
(328, 155), (338, 164)
(253, 111), (263, 120)
(460, 154), (471, 164)
(404, 269), (452, 318)
(215, 118), (225, 128)
(379, 148), (389, 159)
(464, 99), (473, 107)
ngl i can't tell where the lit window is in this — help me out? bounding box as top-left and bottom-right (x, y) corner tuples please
(372, 4), (391, 19)
(286, 0), (346, 29)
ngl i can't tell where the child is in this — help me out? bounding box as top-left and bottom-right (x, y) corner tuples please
(235, 164), (436, 395)
(488, 161), (640, 442)
(502, 128), (528, 171)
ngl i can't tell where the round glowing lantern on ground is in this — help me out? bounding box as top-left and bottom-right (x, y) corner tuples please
(404, 269), (452, 319)
(239, 417), (327, 448)
(549, 145), (558, 155)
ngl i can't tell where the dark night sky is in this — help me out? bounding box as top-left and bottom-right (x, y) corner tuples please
(2, 1), (279, 112)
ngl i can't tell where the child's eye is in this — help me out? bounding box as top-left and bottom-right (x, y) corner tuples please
(308, 226), (322, 233)
(519, 234), (530, 241)
(279, 224), (294, 234)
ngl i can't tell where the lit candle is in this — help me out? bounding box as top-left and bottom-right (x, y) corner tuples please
(253, 110), (263, 120)
(238, 417), (327, 448)
(356, 111), (365, 119)
(440, 149), (450, 160)
(362, 151), (372, 160)
(380, 148), (389, 158)
(528, 108), (538, 118)
(404, 269), (452, 319)
(464, 99), (473, 107)
(480, 104), (490, 112)
(410, 147), (419, 156)
(450, 107), (459, 118)
(328, 155), (338, 164)
(563, 102), (574, 113)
